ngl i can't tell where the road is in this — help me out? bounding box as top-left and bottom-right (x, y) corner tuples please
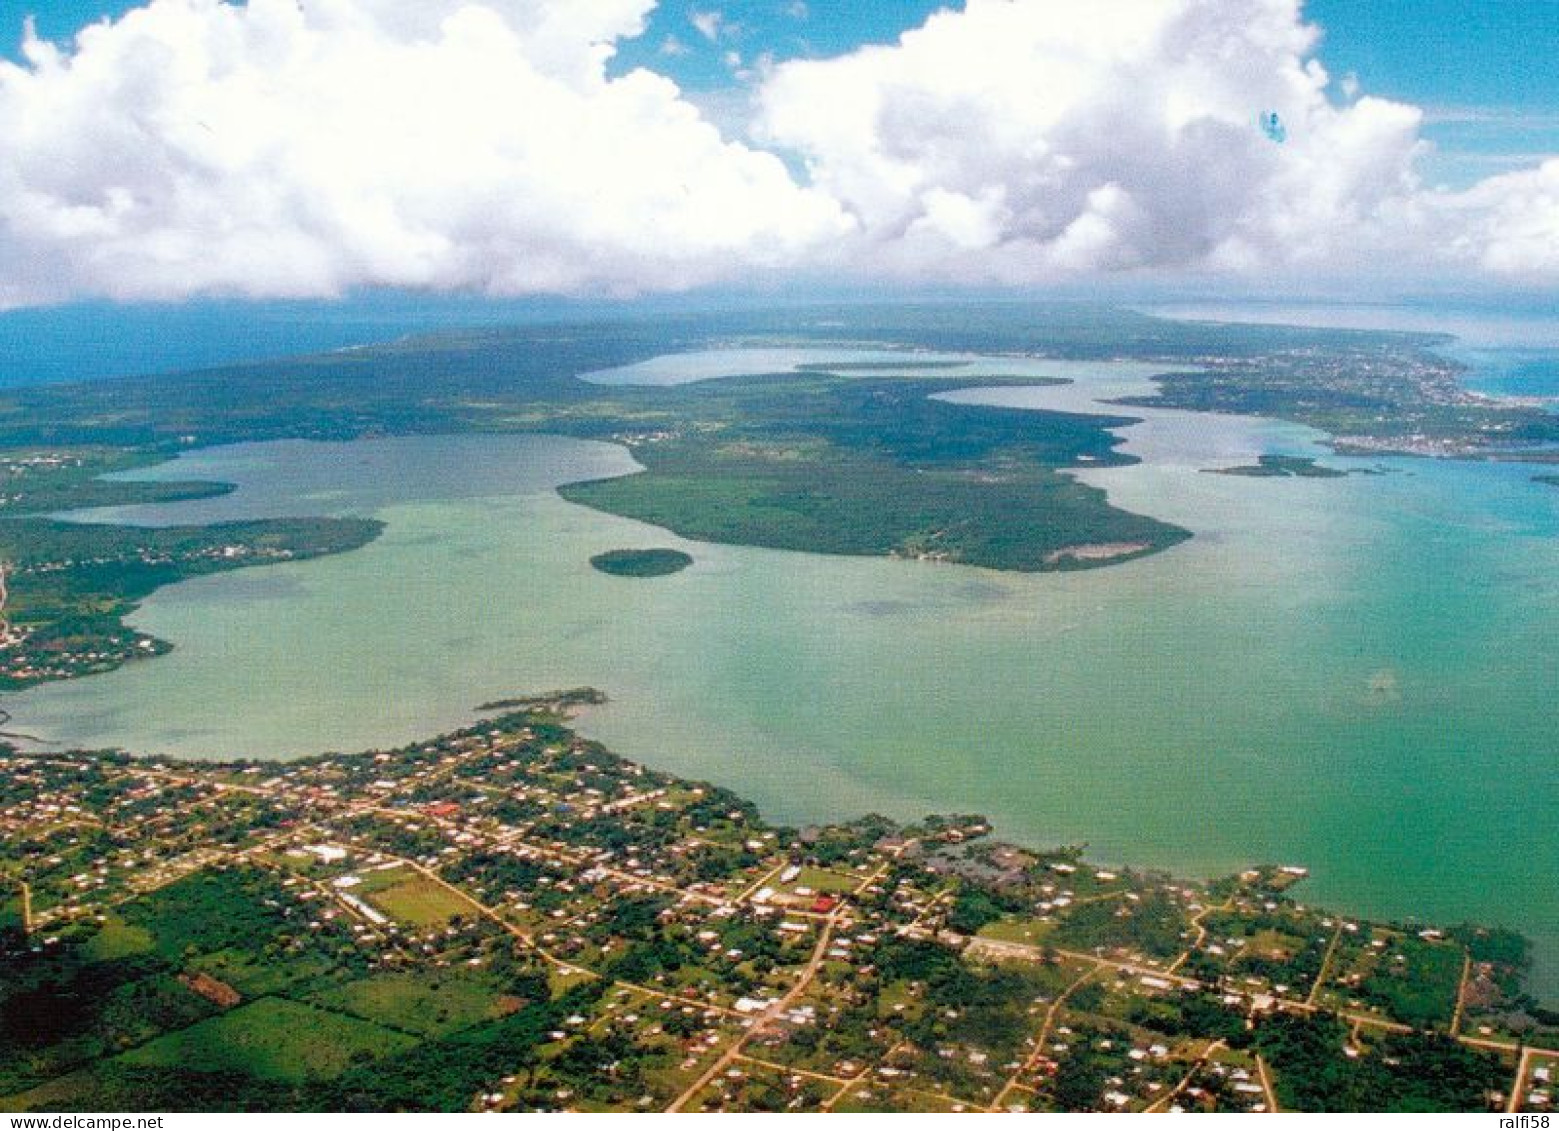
(667, 911), (840, 1112)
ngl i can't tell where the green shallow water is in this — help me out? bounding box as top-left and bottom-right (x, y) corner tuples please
(8, 351), (1559, 999)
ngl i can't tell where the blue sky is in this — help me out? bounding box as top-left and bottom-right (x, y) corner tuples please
(5, 0), (1554, 186)
(1306, 0), (1559, 183)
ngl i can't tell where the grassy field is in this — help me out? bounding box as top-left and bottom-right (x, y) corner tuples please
(356, 868), (477, 927)
(309, 972), (514, 1039)
(977, 916), (1057, 947)
(119, 998), (416, 1083)
(78, 917), (153, 962)
(187, 945), (337, 999)
(791, 867), (862, 895)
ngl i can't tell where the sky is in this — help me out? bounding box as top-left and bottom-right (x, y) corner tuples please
(0, 0), (1555, 310)
(14, 0), (1555, 179)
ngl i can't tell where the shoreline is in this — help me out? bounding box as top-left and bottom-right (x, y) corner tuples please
(7, 686), (1548, 1014)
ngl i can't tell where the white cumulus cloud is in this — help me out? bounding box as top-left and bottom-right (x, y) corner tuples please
(755, 0), (1558, 285)
(0, 0), (1556, 309)
(0, 0), (851, 308)
(1437, 158), (1559, 277)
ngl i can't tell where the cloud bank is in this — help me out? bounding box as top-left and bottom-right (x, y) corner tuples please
(755, 0), (1526, 284)
(0, 0), (1555, 307)
(0, 0), (851, 307)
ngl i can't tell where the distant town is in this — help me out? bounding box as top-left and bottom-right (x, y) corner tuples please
(1119, 335), (1559, 460)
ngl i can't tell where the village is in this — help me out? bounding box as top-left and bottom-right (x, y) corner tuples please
(1, 692), (1553, 1113)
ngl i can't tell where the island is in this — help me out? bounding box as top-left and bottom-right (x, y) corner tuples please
(7, 303), (1535, 618)
(1206, 455), (1350, 478)
(589, 549), (694, 578)
(1, 305), (1549, 692)
(1, 693), (1550, 1113)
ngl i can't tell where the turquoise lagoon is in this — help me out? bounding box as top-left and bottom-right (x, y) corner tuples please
(7, 349), (1559, 996)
